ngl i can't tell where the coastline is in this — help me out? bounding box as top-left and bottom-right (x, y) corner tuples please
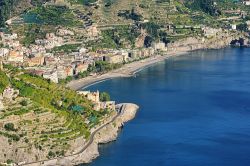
(67, 50), (188, 90)
(66, 32), (248, 91)
(19, 103), (139, 166)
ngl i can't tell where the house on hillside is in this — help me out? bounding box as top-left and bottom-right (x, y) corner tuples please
(43, 70), (58, 83)
(2, 87), (19, 100)
(8, 51), (24, 63)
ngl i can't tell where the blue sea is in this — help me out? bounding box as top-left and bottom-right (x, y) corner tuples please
(84, 48), (250, 166)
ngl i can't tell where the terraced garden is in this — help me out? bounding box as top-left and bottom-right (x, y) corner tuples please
(0, 68), (113, 162)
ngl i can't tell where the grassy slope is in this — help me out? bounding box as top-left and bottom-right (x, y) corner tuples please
(0, 68), (111, 162)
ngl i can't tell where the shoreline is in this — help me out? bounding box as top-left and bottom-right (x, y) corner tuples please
(18, 103), (139, 166)
(67, 32), (249, 91)
(67, 50), (189, 90)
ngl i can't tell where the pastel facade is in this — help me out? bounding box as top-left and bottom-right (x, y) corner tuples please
(8, 51), (24, 63)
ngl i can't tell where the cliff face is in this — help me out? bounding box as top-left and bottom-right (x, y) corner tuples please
(167, 31), (249, 53)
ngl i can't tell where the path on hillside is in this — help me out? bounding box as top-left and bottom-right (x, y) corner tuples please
(19, 105), (125, 166)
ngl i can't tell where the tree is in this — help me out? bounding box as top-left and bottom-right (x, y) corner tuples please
(0, 0), (18, 27)
(185, 0), (221, 16)
(4, 123), (16, 131)
(20, 100), (28, 106)
(144, 36), (153, 48)
(0, 70), (9, 93)
(237, 23), (248, 32)
(100, 92), (110, 102)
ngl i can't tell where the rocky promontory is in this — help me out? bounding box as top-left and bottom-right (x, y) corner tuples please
(24, 103), (139, 166)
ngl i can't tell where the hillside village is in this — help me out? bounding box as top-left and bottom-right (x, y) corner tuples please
(0, 0), (250, 84)
(0, 0), (250, 165)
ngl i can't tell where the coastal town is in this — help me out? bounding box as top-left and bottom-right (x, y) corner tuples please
(0, 0), (250, 165)
(0, 25), (249, 84)
(0, 0), (250, 84)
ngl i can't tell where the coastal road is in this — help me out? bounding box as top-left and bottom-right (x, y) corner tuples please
(18, 105), (125, 166)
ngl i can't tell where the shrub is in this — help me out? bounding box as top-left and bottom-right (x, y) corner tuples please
(20, 100), (28, 106)
(4, 123), (16, 131)
(100, 92), (110, 102)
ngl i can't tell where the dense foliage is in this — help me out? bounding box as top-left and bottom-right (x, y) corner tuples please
(0, 0), (46, 27)
(0, 70), (9, 93)
(0, 0), (17, 27)
(118, 8), (142, 21)
(100, 92), (111, 102)
(87, 25), (140, 49)
(29, 6), (81, 26)
(185, 0), (221, 16)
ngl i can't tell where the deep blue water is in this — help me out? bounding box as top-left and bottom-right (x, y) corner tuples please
(85, 48), (250, 166)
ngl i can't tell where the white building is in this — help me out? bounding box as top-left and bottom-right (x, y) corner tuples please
(231, 24), (237, 30)
(152, 42), (166, 51)
(243, 0), (250, 5)
(0, 48), (9, 57)
(43, 70), (59, 83)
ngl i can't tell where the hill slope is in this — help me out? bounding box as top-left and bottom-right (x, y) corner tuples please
(0, 67), (112, 164)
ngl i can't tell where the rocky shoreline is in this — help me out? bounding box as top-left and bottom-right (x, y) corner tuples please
(22, 103), (139, 166)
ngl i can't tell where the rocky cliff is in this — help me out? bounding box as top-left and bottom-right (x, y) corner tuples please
(167, 31), (249, 53)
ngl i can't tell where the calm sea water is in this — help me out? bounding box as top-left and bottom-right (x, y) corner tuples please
(84, 48), (250, 166)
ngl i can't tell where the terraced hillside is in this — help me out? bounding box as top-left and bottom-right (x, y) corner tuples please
(88, 0), (179, 25)
(68, 0), (228, 28)
(0, 67), (113, 164)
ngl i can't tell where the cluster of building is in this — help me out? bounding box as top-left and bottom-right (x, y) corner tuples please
(1, 23), (234, 84)
(0, 29), (94, 83)
(0, 27), (167, 83)
(2, 14), (248, 84)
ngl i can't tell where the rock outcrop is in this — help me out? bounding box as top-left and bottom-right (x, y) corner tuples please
(167, 31), (249, 53)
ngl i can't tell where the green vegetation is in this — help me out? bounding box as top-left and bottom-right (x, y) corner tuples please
(87, 25), (140, 50)
(0, 0), (17, 27)
(20, 99), (28, 106)
(118, 8), (143, 21)
(0, 108), (30, 119)
(29, 6), (82, 26)
(10, 23), (56, 46)
(0, 70), (9, 93)
(94, 61), (122, 73)
(0, 131), (20, 141)
(100, 92), (111, 102)
(0, 67), (113, 159)
(4, 123), (16, 131)
(83, 0), (98, 5)
(52, 44), (81, 53)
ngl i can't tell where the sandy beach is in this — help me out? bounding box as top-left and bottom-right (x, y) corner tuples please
(66, 50), (188, 90)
